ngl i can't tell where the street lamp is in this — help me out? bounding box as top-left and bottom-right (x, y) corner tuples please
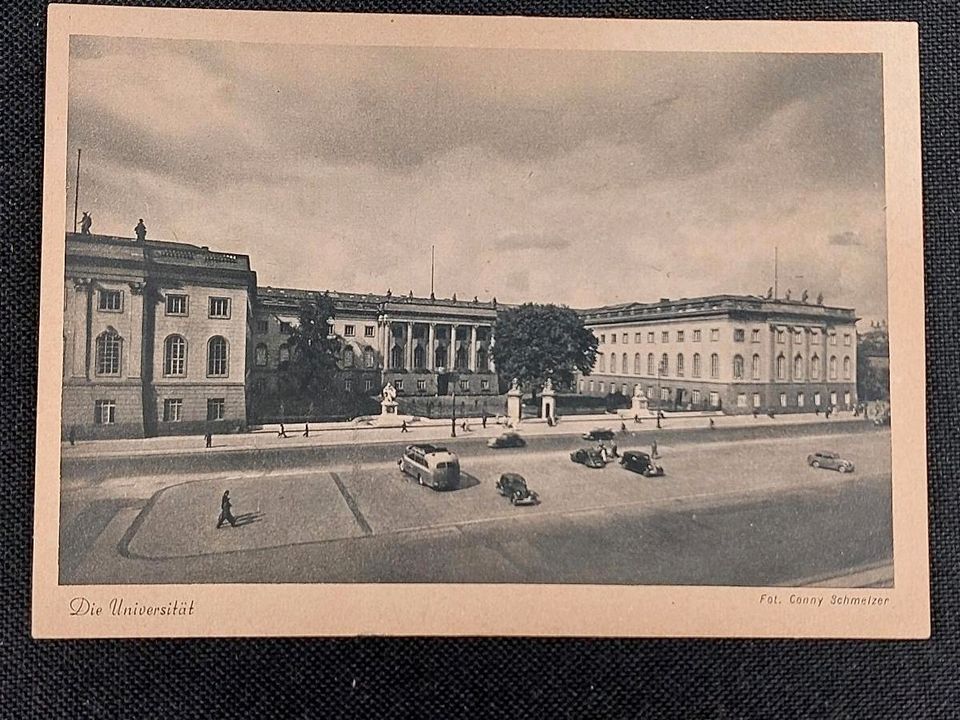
(450, 372), (458, 437)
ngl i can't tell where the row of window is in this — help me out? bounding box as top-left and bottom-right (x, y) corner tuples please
(94, 398), (228, 424)
(596, 351), (853, 381)
(374, 378), (490, 393)
(95, 331), (231, 377)
(96, 290), (233, 319)
(578, 382), (852, 411)
(598, 327), (853, 347)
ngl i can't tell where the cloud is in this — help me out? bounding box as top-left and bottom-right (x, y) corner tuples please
(829, 231), (864, 246)
(65, 38), (889, 324)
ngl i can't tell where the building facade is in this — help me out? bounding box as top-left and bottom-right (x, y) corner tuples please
(63, 232), (256, 439)
(63, 232), (861, 437)
(576, 295), (858, 414)
(250, 287), (499, 421)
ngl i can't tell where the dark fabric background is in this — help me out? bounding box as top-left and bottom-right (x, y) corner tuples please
(2, 1), (957, 717)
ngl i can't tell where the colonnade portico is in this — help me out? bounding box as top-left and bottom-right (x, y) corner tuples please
(377, 318), (494, 373)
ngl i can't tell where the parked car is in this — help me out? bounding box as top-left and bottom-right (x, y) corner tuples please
(807, 451), (855, 473)
(487, 432), (527, 449)
(495, 473), (540, 506)
(619, 450), (665, 477)
(582, 428), (616, 441)
(570, 447), (608, 469)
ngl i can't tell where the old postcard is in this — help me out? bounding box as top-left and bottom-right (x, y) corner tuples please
(34, 6), (928, 638)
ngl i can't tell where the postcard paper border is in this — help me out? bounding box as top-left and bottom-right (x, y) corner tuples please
(33, 5), (929, 638)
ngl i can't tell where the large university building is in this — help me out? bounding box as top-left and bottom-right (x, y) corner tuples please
(576, 295), (859, 414)
(62, 230), (859, 437)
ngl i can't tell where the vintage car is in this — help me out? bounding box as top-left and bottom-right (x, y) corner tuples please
(807, 451), (855, 473)
(487, 432), (527, 449)
(495, 473), (540, 506)
(581, 427), (616, 442)
(619, 450), (665, 477)
(569, 447), (608, 468)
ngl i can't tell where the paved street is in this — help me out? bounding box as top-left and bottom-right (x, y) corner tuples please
(59, 421), (893, 586)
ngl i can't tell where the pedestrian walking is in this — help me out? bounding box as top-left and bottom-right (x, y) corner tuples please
(204, 431), (212, 448)
(278, 422), (288, 438)
(400, 420), (409, 433)
(610, 441), (619, 458)
(752, 409), (759, 419)
(216, 490), (237, 529)
(709, 418), (716, 430)
(651, 440), (659, 459)
(303, 423), (310, 437)
(620, 421), (628, 435)
(634, 414), (642, 424)
(482, 414), (487, 429)
(68, 425), (76, 446)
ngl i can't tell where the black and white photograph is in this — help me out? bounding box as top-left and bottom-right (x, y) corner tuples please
(33, 7), (928, 638)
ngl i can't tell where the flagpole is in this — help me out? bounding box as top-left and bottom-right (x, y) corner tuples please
(431, 244), (435, 297)
(774, 245), (778, 300)
(73, 148), (81, 233)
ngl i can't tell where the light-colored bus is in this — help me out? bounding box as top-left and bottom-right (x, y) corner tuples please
(398, 444), (461, 490)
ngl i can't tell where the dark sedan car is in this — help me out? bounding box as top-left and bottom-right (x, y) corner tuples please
(619, 450), (665, 477)
(807, 451), (855, 473)
(487, 432), (527, 449)
(495, 473), (540, 506)
(581, 428), (616, 441)
(570, 447), (608, 468)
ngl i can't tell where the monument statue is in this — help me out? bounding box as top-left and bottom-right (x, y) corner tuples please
(543, 378), (554, 392)
(633, 384), (647, 400)
(79, 211), (92, 235)
(510, 377), (521, 392)
(134, 218), (147, 241)
(382, 382), (398, 403)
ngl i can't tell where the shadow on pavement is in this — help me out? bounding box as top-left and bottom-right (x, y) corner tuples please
(453, 473), (481, 491)
(231, 511), (265, 528)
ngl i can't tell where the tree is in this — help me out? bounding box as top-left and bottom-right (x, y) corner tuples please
(492, 303), (598, 407)
(857, 332), (890, 401)
(281, 293), (341, 407)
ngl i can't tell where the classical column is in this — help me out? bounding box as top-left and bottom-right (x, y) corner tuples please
(427, 323), (436, 370)
(406, 321), (414, 370)
(450, 324), (458, 368)
(488, 327), (496, 372)
(469, 325), (478, 371)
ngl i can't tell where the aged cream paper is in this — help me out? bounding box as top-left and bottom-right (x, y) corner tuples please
(34, 5), (927, 637)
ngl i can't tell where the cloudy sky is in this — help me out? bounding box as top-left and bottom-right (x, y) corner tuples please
(66, 36), (888, 322)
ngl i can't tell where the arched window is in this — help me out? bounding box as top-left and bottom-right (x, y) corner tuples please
(363, 347), (375, 369)
(343, 346), (355, 368)
(254, 342), (268, 367)
(455, 346), (468, 370)
(390, 345), (404, 369)
(692, 353), (702, 378)
(829, 356), (838, 380)
(599, 354), (606, 373)
(413, 345), (425, 369)
(660, 353), (669, 376)
(647, 353), (655, 375)
(164, 335), (187, 376)
(794, 354), (804, 380)
(622, 353), (629, 376)
(710, 353), (719, 379)
(634, 353), (641, 374)
(477, 347), (488, 371)
(207, 336), (229, 377)
(843, 356), (852, 380)
(676, 353), (685, 377)
(435, 345), (447, 369)
(95, 330), (122, 376)
(279, 343), (290, 364)
(610, 353), (618, 374)
(733, 354), (744, 380)
(811, 353), (821, 379)
(776, 354), (785, 380)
